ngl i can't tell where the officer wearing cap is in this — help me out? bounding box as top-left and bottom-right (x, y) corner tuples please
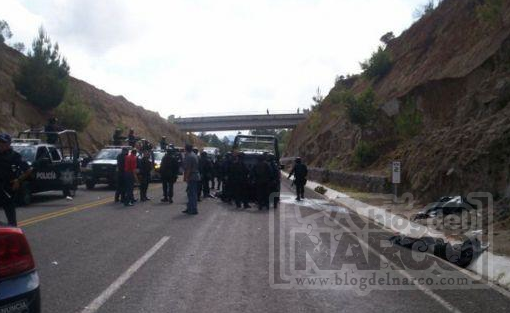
(0, 133), (32, 226)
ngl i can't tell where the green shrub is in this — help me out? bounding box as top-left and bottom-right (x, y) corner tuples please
(360, 47), (392, 80)
(395, 98), (423, 138)
(0, 20), (12, 43)
(326, 157), (341, 171)
(14, 27), (70, 110)
(477, 0), (503, 25)
(54, 93), (92, 131)
(353, 140), (379, 168)
(346, 88), (377, 127)
(307, 111), (322, 131)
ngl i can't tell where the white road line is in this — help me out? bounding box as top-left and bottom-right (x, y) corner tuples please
(323, 212), (463, 313)
(81, 236), (170, 313)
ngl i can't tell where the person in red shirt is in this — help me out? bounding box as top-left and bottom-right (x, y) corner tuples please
(124, 149), (138, 206)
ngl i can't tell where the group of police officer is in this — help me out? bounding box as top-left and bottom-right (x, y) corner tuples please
(1, 125), (309, 226)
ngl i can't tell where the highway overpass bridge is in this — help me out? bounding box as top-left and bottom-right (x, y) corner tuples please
(171, 112), (308, 132)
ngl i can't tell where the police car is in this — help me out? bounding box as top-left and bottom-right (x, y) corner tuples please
(11, 130), (81, 205)
(0, 224), (41, 313)
(83, 146), (131, 189)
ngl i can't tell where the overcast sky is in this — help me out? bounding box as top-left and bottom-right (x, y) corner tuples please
(1, 0), (427, 119)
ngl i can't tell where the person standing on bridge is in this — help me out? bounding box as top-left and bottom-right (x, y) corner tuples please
(288, 157), (308, 201)
(183, 144), (200, 215)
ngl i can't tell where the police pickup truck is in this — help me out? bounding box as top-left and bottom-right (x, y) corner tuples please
(83, 146), (131, 189)
(11, 130), (81, 205)
(232, 135), (282, 208)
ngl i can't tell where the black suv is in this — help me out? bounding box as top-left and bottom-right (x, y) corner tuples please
(11, 130), (81, 205)
(83, 146), (130, 189)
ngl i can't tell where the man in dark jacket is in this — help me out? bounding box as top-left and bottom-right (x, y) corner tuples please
(213, 156), (223, 191)
(0, 133), (32, 226)
(44, 117), (61, 144)
(160, 149), (179, 203)
(159, 136), (168, 150)
(229, 153), (250, 209)
(199, 151), (213, 198)
(139, 150), (153, 201)
(115, 147), (128, 203)
(252, 155), (272, 210)
(288, 157), (308, 201)
(112, 128), (125, 146)
(127, 129), (138, 147)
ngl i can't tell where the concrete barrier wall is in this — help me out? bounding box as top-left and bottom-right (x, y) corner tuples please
(285, 165), (391, 194)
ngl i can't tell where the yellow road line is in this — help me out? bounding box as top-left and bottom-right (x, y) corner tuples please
(19, 198), (114, 227)
(18, 185), (160, 227)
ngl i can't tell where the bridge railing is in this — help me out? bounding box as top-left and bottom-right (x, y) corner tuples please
(174, 109), (309, 119)
(173, 112), (309, 123)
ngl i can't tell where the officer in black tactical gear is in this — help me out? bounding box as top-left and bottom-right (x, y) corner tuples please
(221, 152), (234, 203)
(0, 133), (32, 226)
(115, 147), (128, 203)
(252, 154), (272, 210)
(139, 150), (153, 201)
(127, 129), (137, 147)
(44, 117), (61, 144)
(288, 157), (308, 201)
(160, 136), (168, 151)
(160, 148), (179, 203)
(112, 128), (125, 146)
(199, 151), (214, 198)
(267, 154), (281, 209)
(229, 153), (250, 209)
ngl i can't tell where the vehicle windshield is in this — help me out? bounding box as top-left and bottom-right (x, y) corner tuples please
(95, 149), (121, 160)
(154, 151), (165, 161)
(12, 145), (37, 162)
(234, 136), (276, 155)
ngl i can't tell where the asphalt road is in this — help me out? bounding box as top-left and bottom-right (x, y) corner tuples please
(2, 179), (510, 313)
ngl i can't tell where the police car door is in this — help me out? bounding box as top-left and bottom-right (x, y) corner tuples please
(32, 146), (58, 193)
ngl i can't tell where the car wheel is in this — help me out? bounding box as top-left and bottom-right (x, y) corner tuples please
(86, 180), (95, 190)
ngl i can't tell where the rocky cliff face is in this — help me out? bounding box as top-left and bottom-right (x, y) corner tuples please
(286, 0), (510, 203)
(0, 43), (194, 152)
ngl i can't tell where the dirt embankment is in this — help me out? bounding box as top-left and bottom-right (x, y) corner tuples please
(0, 43), (196, 152)
(286, 0), (510, 205)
